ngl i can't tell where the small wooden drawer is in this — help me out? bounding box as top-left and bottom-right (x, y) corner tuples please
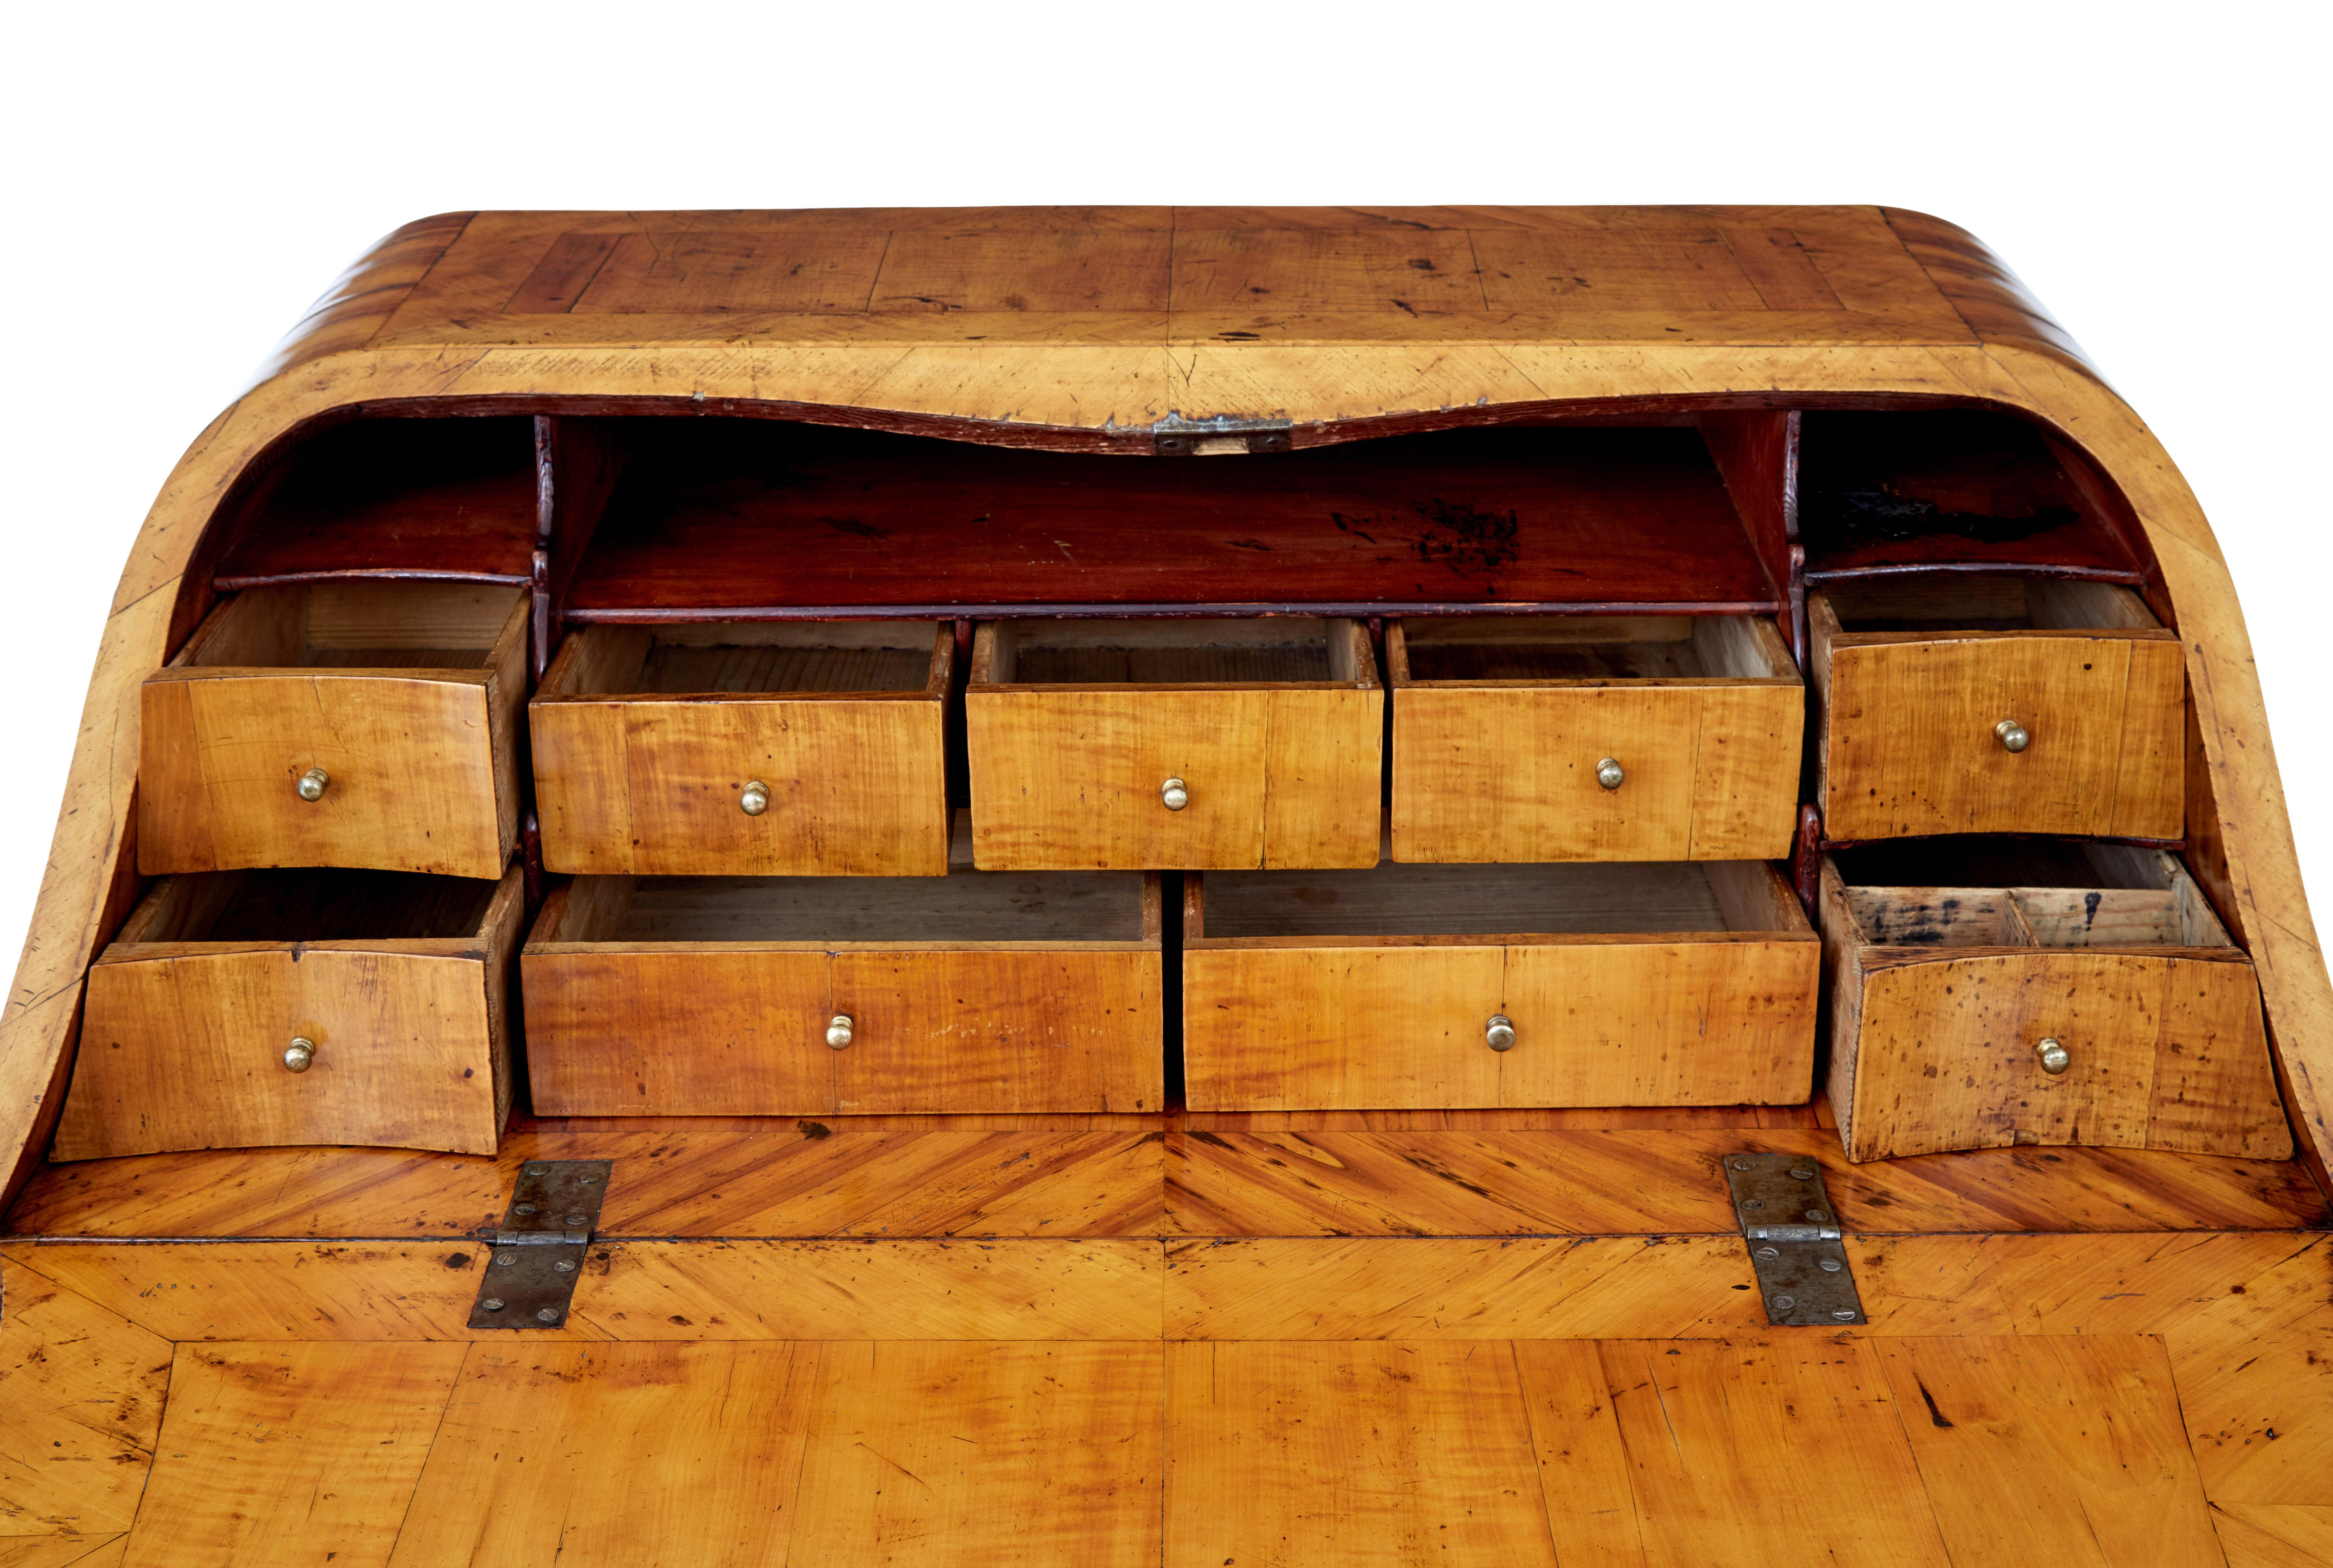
(532, 620), (951, 876)
(1811, 579), (2184, 841)
(1389, 614), (1803, 862)
(522, 857), (1163, 1116)
(1820, 838), (2288, 1162)
(966, 617), (1381, 870)
(138, 581), (530, 879)
(1183, 857), (1818, 1110)
(54, 865), (524, 1160)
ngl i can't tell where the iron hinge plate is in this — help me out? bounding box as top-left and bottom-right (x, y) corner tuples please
(1724, 1151), (1867, 1327)
(468, 1159), (612, 1330)
(1151, 414), (1294, 456)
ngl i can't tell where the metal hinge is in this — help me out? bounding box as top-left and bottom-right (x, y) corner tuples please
(1151, 414), (1294, 456)
(1723, 1152), (1866, 1327)
(467, 1160), (613, 1330)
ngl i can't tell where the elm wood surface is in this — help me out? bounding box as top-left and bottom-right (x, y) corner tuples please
(967, 617), (1382, 870)
(1821, 845), (2290, 1162)
(212, 415), (538, 588)
(531, 620), (952, 876)
(12, 208), (2330, 1211)
(53, 867), (523, 1161)
(564, 419), (1781, 618)
(137, 581), (531, 880)
(1387, 614), (1804, 862)
(521, 869), (1165, 1116)
(1811, 577), (2187, 842)
(1799, 408), (2149, 582)
(1183, 859), (1819, 1110)
(2, 1231), (2325, 1566)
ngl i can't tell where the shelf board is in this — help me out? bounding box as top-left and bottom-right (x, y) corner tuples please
(215, 416), (538, 588)
(1799, 410), (2145, 584)
(562, 421), (1780, 621)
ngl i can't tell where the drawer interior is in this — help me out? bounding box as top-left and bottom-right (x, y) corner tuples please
(116, 868), (502, 945)
(974, 617), (1372, 686)
(539, 868), (1157, 944)
(1393, 614), (1790, 681)
(1816, 577), (2161, 635)
(542, 621), (945, 696)
(1191, 859), (1804, 939)
(177, 581), (526, 671)
(1829, 838), (2234, 951)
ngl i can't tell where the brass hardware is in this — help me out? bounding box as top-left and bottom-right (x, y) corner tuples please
(282, 1037), (316, 1073)
(740, 780), (771, 816)
(1485, 1014), (1516, 1051)
(825, 1013), (855, 1050)
(2036, 1037), (2071, 1074)
(1161, 777), (1190, 812)
(1595, 757), (1625, 791)
(1995, 719), (2031, 753)
(295, 767), (330, 802)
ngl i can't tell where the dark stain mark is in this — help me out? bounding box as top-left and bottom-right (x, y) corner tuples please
(444, 1252), (472, 1270)
(1410, 497), (1522, 578)
(798, 1120), (833, 1140)
(1328, 512), (1379, 545)
(1407, 257), (1437, 271)
(1217, 330), (1260, 341)
(1185, 1130), (1237, 1150)
(1225, 539), (1271, 551)
(1389, 299), (1419, 316)
(1915, 1378), (1955, 1428)
(1807, 483), (2079, 551)
(821, 516), (891, 539)
(2084, 890), (2104, 928)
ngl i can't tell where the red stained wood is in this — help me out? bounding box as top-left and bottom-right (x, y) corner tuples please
(215, 416), (539, 588)
(1799, 410), (2149, 583)
(561, 421), (1780, 619)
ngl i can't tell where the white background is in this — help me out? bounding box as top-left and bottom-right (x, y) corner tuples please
(0, 3), (2324, 968)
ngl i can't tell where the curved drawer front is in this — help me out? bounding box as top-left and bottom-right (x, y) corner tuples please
(534, 695), (949, 876)
(1834, 948), (2286, 1161)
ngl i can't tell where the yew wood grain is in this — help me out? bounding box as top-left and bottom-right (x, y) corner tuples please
(0, 1257), (168, 1536)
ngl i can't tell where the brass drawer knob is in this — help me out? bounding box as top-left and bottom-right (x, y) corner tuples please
(825, 1013), (855, 1050)
(1595, 758), (1625, 791)
(1485, 1014), (1517, 1051)
(295, 767), (330, 802)
(2036, 1037), (2071, 1074)
(740, 780), (771, 817)
(282, 1036), (317, 1073)
(1995, 719), (2031, 753)
(1161, 777), (1190, 812)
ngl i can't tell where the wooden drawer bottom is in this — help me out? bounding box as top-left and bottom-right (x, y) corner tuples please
(523, 868), (1163, 1115)
(1183, 859), (1819, 1110)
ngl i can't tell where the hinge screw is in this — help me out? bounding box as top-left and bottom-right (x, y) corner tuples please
(1729, 1158), (1756, 1171)
(528, 1165), (549, 1175)
(1819, 1258), (1843, 1273)
(1832, 1309), (1859, 1322)
(535, 1308), (560, 1323)
(554, 1259), (577, 1273)
(495, 1252), (518, 1267)
(1771, 1295), (1797, 1312)
(481, 1298), (505, 1311)
(514, 1204), (536, 1215)
(1753, 1245), (1779, 1260)
(1741, 1198), (1764, 1210)
(565, 1213), (588, 1225)
(1789, 1168), (1815, 1180)
(1807, 1210), (1830, 1223)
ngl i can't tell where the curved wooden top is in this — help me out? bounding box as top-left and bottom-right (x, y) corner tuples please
(4, 207), (2325, 1200)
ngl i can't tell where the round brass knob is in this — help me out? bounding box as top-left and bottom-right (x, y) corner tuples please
(1995, 719), (2030, 753)
(740, 780), (771, 817)
(295, 767), (330, 802)
(2036, 1037), (2070, 1075)
(825, 1014), (855, 1050)
(1161, 777), (1190, 812)
(1595, 758), (1625, 791)
(282, 1037), (316, 1073)
(1485, 1014), (1516, 1051)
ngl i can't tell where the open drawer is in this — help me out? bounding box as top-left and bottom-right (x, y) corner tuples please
(1811, 578), (2184, 841)
(966, 617), (1381, 870)
(532, 620), (951, 876)
(1820, 838), (2288, 1162)
(55, 865), (524, 1159)
(138, 581), (531, 879)
(1183, 855), (1818, 1109)
(1389, 614), (1803, 861)
(522, 854), (1163, 1116)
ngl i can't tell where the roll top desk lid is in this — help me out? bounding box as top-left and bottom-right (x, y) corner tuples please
(4, 206), (2329, 1203)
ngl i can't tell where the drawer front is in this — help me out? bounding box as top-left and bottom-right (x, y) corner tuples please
(1821, 633), (2184, 840)
(140, 671), (512, 878)
(524, 947), (1162, 1115)
(57, 947), (502, 1158)
(1393, 684), (1802, 862)
(1186, 939), (1815, 1110)
(1835, 950), (2288, 1161)
(534, 696), (948, 876)
(969, 690), (1269, 868)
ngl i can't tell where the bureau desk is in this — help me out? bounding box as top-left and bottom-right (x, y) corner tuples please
(1, 207), (2327, 1567)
